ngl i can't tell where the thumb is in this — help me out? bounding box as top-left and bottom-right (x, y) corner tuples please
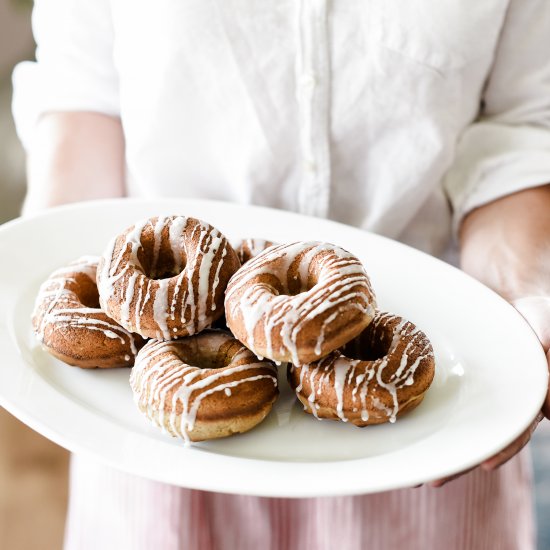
(544, 348), (550, 419)
(511, 296), (550, 352)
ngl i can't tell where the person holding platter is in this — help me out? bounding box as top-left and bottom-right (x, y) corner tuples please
(12, 1), (550, 548)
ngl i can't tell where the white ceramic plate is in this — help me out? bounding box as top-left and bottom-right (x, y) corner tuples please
(0, 199), (547, 497)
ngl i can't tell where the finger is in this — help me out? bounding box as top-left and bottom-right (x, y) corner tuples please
(511, 297), (550, 352)
(429, 466), (476, 488)
(544, 399), (550, 421)
(481, 412), (544, 471)
(544, 350), (550, 420)
(430, 413), (544, 487)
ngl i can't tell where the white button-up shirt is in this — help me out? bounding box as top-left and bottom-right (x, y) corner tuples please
(12, 0), (550, 258)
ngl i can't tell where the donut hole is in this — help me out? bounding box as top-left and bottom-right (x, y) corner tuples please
(150, 263), (185, 280)
(266, 248), (325, 297)
(186, 352), (219, 370)
(256, 273), (286, 296)
(341, 328), (391, 361)
(283, 253), (322, 296)
(137, 243), (187, 280)
(169, 333), (245, 372)
(285, 269), (319, 296)
(173, 347), (230, 370)
(286, 251), (338, 296)
(74, 276), (101, 308)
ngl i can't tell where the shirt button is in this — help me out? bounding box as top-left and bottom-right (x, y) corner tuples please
(299, 72), (316, 92)
(304, 159), (316, 174)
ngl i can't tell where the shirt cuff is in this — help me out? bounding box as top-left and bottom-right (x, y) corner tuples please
(443, 122), (550, 239)
(12, 60), (120, 151)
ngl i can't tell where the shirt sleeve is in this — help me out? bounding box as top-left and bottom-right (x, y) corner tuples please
(443, 0), (550, 236)
(11, 0), (119, 150)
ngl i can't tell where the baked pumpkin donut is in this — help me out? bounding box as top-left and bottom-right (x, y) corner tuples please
(32, 257), (144, 368)
(225, 241), (376, 364)
(287, 312), (435, 425)
(233, 238), (276, 264)
(97, 216), (240, 340)
(210, 238), (276, 332)
(130, 330), (279, 443)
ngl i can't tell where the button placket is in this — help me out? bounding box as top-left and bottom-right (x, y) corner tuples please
(295, 0), (331, 218)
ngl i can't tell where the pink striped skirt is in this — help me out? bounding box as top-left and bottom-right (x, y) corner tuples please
(64, 450), (534, 550)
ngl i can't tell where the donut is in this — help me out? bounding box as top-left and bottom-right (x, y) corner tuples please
(210, 238), (276, 332)
(224, 241), (376, 364)
(130, 330), (279, 443)
(287, 312), (435, 426)
(97, 216), (240, 340)
(233, 238), (276, 264)
(32, 257), (144, 368)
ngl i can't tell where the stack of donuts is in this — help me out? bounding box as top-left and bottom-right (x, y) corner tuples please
(32, 215), (435, 444)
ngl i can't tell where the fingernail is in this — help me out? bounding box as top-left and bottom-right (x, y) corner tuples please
(430, 481), (445, 488)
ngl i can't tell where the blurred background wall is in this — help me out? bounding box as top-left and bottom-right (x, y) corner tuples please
(0, 2), (69, 549)
(0, 1), (549, 549)
(0, 0), (29, 222)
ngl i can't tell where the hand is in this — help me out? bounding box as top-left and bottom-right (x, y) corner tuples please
(477, 296), (549, 474)
(429, 186), (550, 488)
(513, 297), (550, 418)
(430, 297), (549, 488)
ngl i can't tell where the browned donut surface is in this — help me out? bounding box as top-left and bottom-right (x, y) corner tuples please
(32, 257), (144, 368)
(130, 330), (279, 443)
(287, 312), (435, 426)
(225, 241), (376, 364)
(97, 216), (240, 340)
(233, 238), (276, 264)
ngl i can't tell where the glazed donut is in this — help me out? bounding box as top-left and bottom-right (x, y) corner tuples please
(210, 238), (276, 332)
(97, 216), (240, 340)
(233, 238), (276, 264)
(225, 241), (376, 364)
(130, 330), (279, 443)
(32, 257), (144, 368)
(287, 312), (435, 426)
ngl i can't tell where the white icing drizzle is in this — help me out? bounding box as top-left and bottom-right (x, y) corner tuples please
(314, 310), (339, 356)
(290, 312), (434, 425)
(33, 257), (140, 365)
(97, 216), (237, 339)
(333, 358), (350, 421)
(130, 333), (278, 444)
(225, 241), (376, 363)
(121, 272), (138, 327)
